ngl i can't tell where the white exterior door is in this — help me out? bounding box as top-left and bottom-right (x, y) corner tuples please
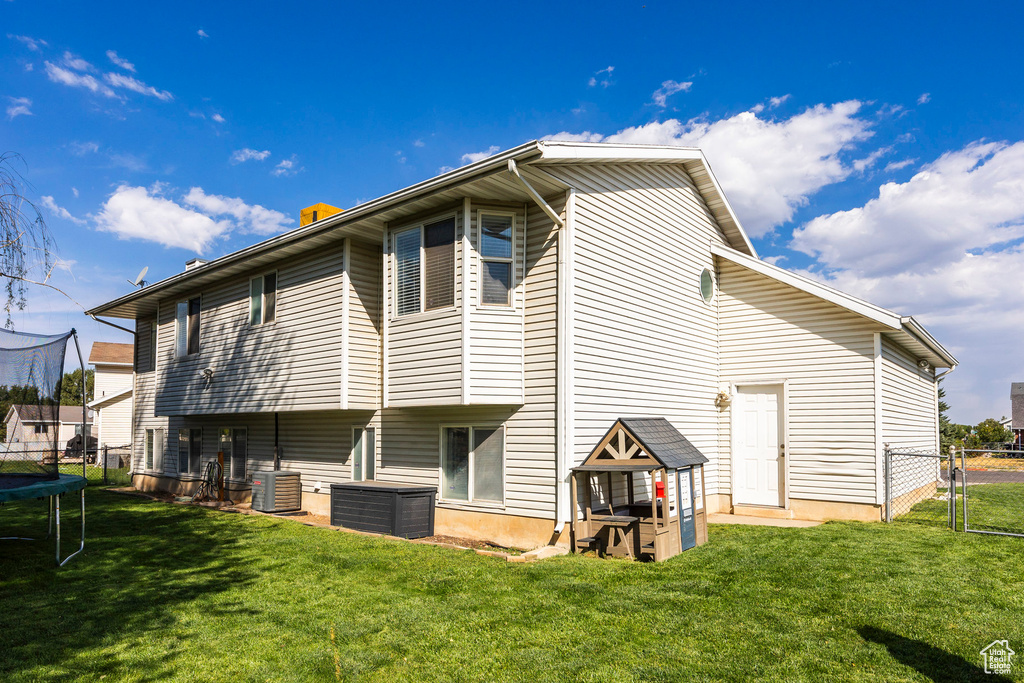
(733, 385), (784, 507)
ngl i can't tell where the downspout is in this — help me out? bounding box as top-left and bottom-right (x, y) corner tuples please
(507, 161), (572, 537)
(88, 314), (136, 337)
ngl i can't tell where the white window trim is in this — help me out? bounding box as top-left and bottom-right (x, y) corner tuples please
(249, 271), (278, 326)
(178, 427), (203, 479)
(476, 210), (516, 309)
(175, 295), (202, 358)
(437, 423), (506, 508)
(391, 211), (458, 319)
(219, 427), (248, 483)
(350, 426), (376, 482)
(699, 267), (715, 306)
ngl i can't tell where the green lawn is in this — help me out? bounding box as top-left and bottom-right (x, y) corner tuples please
(1, 489), (1022, 682)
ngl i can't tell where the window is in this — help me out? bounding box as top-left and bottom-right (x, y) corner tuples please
(150, 323), (157, 371)
(219, 428), (247, 481)
(175, 297), (201, 356)
(393, 216), (455, 316)
(351, 426), (376, 482)
(479, 213), (514, 306)
(34, 424), (48, 434)
(145, 428), (164, 471)
(700, 268), (714, 304)
(250, 272), (277, 325)
(178, 428), (202, 476)
(441, 426), (504, 504)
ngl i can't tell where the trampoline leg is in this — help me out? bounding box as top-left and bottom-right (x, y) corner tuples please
(56, 489), (85, 567)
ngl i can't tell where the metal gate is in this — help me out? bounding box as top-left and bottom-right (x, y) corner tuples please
(883, 446), (954, 527)
(957, 447), (1024, 537)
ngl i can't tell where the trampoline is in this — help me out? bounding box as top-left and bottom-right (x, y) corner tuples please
(0, 328), (89, 566)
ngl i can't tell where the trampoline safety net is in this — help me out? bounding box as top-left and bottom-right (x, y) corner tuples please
(0, 328), (75, 487)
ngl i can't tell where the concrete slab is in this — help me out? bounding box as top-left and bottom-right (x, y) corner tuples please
(708, 513), (822, 528)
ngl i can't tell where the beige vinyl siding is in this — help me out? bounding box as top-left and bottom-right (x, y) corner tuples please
(162, 413), (275, 482)
(371, 199), (562, 519)
(154, 245), (350, 415)
(881, 336), (938, 452)
(95, 365), (133, 397)
(718, 260), (881, 504)
(347, 239), (382, 409)
(97, 394), (132, 447)
(133, 318), (168, 473)
(543, 163), (728, 473)
(387, 211), (463, 407)
(467, 203), (526, 404)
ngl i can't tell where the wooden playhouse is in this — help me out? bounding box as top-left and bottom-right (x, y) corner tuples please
(571, 417), (708, 561)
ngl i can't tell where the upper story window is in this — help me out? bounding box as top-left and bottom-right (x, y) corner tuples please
(250, 272), (277, 326)
(479, 213), (514, 307)
(175, 297), (201, 357)
(394, 216), (455, 317)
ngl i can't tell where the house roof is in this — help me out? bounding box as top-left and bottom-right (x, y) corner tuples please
(711, 243), (958, 369)
(86, 141), (755, 320)
(5, 404), (93, 424)
(574, 417), (709, 472)
(87, 386), (133, 409)
(89, 341), (134, 366)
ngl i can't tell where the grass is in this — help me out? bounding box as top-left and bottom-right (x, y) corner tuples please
(896, 481), (1024, 535)
(2, 490), (1023, 682)
(962, 457), (1024, 471)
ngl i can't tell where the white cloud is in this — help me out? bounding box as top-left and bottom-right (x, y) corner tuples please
(230, 148), (271, 164)
(95, 184), (231, 253)
(852, 146), (892, 172)
(8, 34), (48, 52)
(24, 63), (34, 72)
(40, 196), (85, 225)
(651, 79), (692, 107)
(182, 187), (293, 235)
(62, 51), (95, 72)
(769, 94), (791, 108)
(6, 96), (32, 119)
(45, 61), (118, 98)
(546, 100), (874, 236)
(95, 183), (293, 253)
(104, 72), (173, 101)
(72, 187), (79, 198)
(197, 29), (209, 38)
(460, 146), (500, 164)
(212, 113), (225, 123)
(272, 155), (302, 177)
(917, 92), (931, 105)
(69, 141), (100, 155)
(106, 50), (136, 72)
(395, 150), (407, 164)
(792, 141), (1024, 277)
(883, 158), (916, 173)
(413, 139), (425, 148)
(588, 66), (614, 88)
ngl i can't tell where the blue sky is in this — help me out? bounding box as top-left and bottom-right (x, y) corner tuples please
(3, 1), (1024, 423)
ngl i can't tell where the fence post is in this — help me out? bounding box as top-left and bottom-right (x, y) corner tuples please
(884, 444), (892, 523)
(947, 445), (955, 529)
(960, 445), (968, 531)
(102, 445), (108, 484)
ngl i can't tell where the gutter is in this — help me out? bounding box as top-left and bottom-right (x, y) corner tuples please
(900, 316), (959, 368)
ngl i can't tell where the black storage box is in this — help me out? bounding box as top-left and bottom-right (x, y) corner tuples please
(330, 482), (436, 539)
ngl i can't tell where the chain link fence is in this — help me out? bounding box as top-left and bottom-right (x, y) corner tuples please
(884, 447), (952, 527)
(959, 447), (1024, 537)
(52, 444), (132, 485)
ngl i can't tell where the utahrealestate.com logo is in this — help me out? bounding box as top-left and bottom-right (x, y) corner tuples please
(981, 640), (1014, 675)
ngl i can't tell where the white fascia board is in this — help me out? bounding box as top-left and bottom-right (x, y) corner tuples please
(711, 242), (903, 329)
(899, 316), (959, 367)
(691, 154), (758, 259)
(537, 141), (704, 161)
(87, 386), (133, 409)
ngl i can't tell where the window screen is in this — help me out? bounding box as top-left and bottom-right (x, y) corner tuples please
(187, 298), (201, 354)
(473, 427), (503, 503)
(479, 214), (513, 306)
(263, 272), (277, 322)
(424, 217), (455, 310)
(250, 277), (263, 325)
(442, 427), (470, 501)
(394, 228), (421, 316)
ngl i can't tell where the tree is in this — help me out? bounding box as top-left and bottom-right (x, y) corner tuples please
(0, 152), (58, 327)
(59, 368), (94, 406)
(972, 417), (1013, 445)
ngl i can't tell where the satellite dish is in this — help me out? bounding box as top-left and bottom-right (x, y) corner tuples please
(128, 266), (149, 288)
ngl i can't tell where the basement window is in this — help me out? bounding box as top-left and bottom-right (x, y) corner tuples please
(178, 428), (202, 476)
(219, 427), (248, 482)
(145, 427), (165, 472)
(440, 426), (504, 504)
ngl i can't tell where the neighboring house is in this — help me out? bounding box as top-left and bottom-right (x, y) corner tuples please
(85, 141), (956, 548)
(4, 405), (93, 451)
(87, 342), (135, 449)
(1012, 383), (1024, 448)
